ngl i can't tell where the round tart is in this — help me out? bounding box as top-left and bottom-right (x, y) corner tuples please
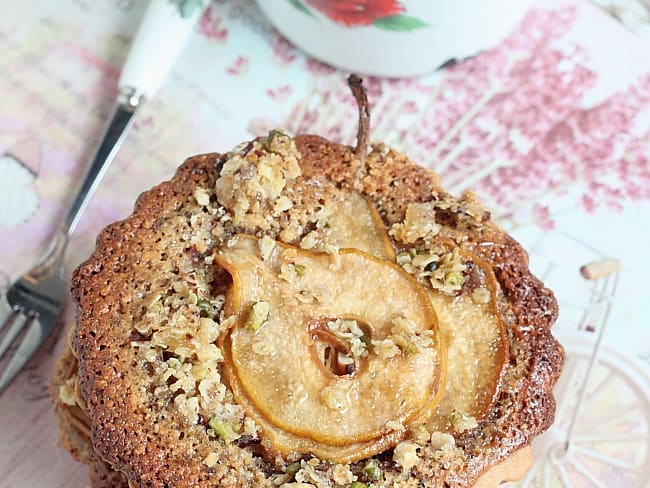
(53, 76), (563, 487)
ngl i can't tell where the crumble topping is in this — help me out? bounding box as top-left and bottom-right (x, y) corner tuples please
(471, 287), (491, 304)
(93, 130), (539, 488)
(259, 234), (277, 261)
(390, 202), (440, 245)
(409, 424), (432, 445)
(331, 464), (354, 486)
(393, 441), (419, 471)
(58, 377), (77, 406)
(193, 186), (211, 207)
(320, 378), (354, 412)
(202, 452), (220, 468)
(324, 318), (368, 359)
(294, 459), (329, 486)
(429, 248), (468, 294)
(450, 411), (479, 433)
(429, 431), (456, 451)
(215, 133), (301, 232)
(128, 133), (487, 457)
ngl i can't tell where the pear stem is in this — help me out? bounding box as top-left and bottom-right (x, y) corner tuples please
(348, 74), (370, 161)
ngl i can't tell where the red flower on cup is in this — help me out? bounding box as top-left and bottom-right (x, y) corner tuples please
(305, 0), (405, 26)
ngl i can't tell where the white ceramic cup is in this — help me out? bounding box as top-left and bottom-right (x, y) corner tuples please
(256, 0), (534, 77)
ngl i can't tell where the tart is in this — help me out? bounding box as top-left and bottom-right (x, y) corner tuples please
(52, 76), (563, 487)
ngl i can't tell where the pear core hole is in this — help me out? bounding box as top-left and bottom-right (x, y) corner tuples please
(309, 318), (371, 377)
(323, 344), (355, 376)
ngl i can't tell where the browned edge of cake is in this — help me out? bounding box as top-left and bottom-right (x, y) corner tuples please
(59, 138), (563, 487)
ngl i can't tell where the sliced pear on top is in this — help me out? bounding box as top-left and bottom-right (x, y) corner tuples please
(301, 190), (395, 262)
(221, 378), (405, 463)
(217, 235), (445, 453)
(326, 191), (395, 261)
(426, 252), (508, 430)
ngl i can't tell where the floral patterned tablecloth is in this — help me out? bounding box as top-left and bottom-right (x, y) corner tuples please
(0, 1), (648, 487)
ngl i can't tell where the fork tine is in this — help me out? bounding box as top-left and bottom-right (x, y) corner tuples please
(0, 308), (26, 358)
(0, 296), (13, 326)
(0, 314), (39, 394)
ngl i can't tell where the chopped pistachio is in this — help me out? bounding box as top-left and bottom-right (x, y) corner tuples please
(350, 482), (368, 488)
(332, 464), (354, 485)
(208, 417), (239, 444)
(192, 363), (211, 381)
(445, 271), (465, 287)
(362, 460), (382, 481)
(198, 317), (220, 343)
(294, 264), (307, 276)
(372, 338), (400, 358)
(197, 299), (218, 319)
(285, 462), (301, 477)
(245, 301), (270, 331)
(265, 129), (288, 149)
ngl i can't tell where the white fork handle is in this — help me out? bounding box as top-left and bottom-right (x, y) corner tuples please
(119, 0), (207, 99)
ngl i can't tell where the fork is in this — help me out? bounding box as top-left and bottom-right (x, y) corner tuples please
(0, 0), (208, 395)
(0, 87), (143, 395)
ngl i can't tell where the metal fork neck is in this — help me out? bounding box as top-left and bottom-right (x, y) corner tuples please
(29, 229), (69, 280)
(62, 86), (144, 239)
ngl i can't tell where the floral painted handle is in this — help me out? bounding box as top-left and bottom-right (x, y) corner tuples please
(288, 0), (429, 30)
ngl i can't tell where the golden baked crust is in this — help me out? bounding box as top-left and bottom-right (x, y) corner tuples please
(51, 338), (129, 487)
(53, 338), (532, 488)
(51, 343), (96, 466)
(57, 77), (564, 486)
(57, 132), (563, 487)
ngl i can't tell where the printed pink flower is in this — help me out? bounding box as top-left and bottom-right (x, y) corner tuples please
(267, 85), (293, 102)
(226, 56), (249, 76)
(276, 5), (650, 229)
(271, 34), (298, 65)
(199, 5), (228, 42)
(532, 204), (556, 231)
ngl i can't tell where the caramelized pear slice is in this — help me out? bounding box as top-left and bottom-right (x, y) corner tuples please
(426, 252), (507, 429)
(311, 191), (395, 261)
(222, 374), (405, 463)
(217, 235), (445, 449)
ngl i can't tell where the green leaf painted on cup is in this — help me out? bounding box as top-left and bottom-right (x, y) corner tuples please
(373, 15), (429, 31)
(169, 0), (205, 19)
(288, 0), (317, 19)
